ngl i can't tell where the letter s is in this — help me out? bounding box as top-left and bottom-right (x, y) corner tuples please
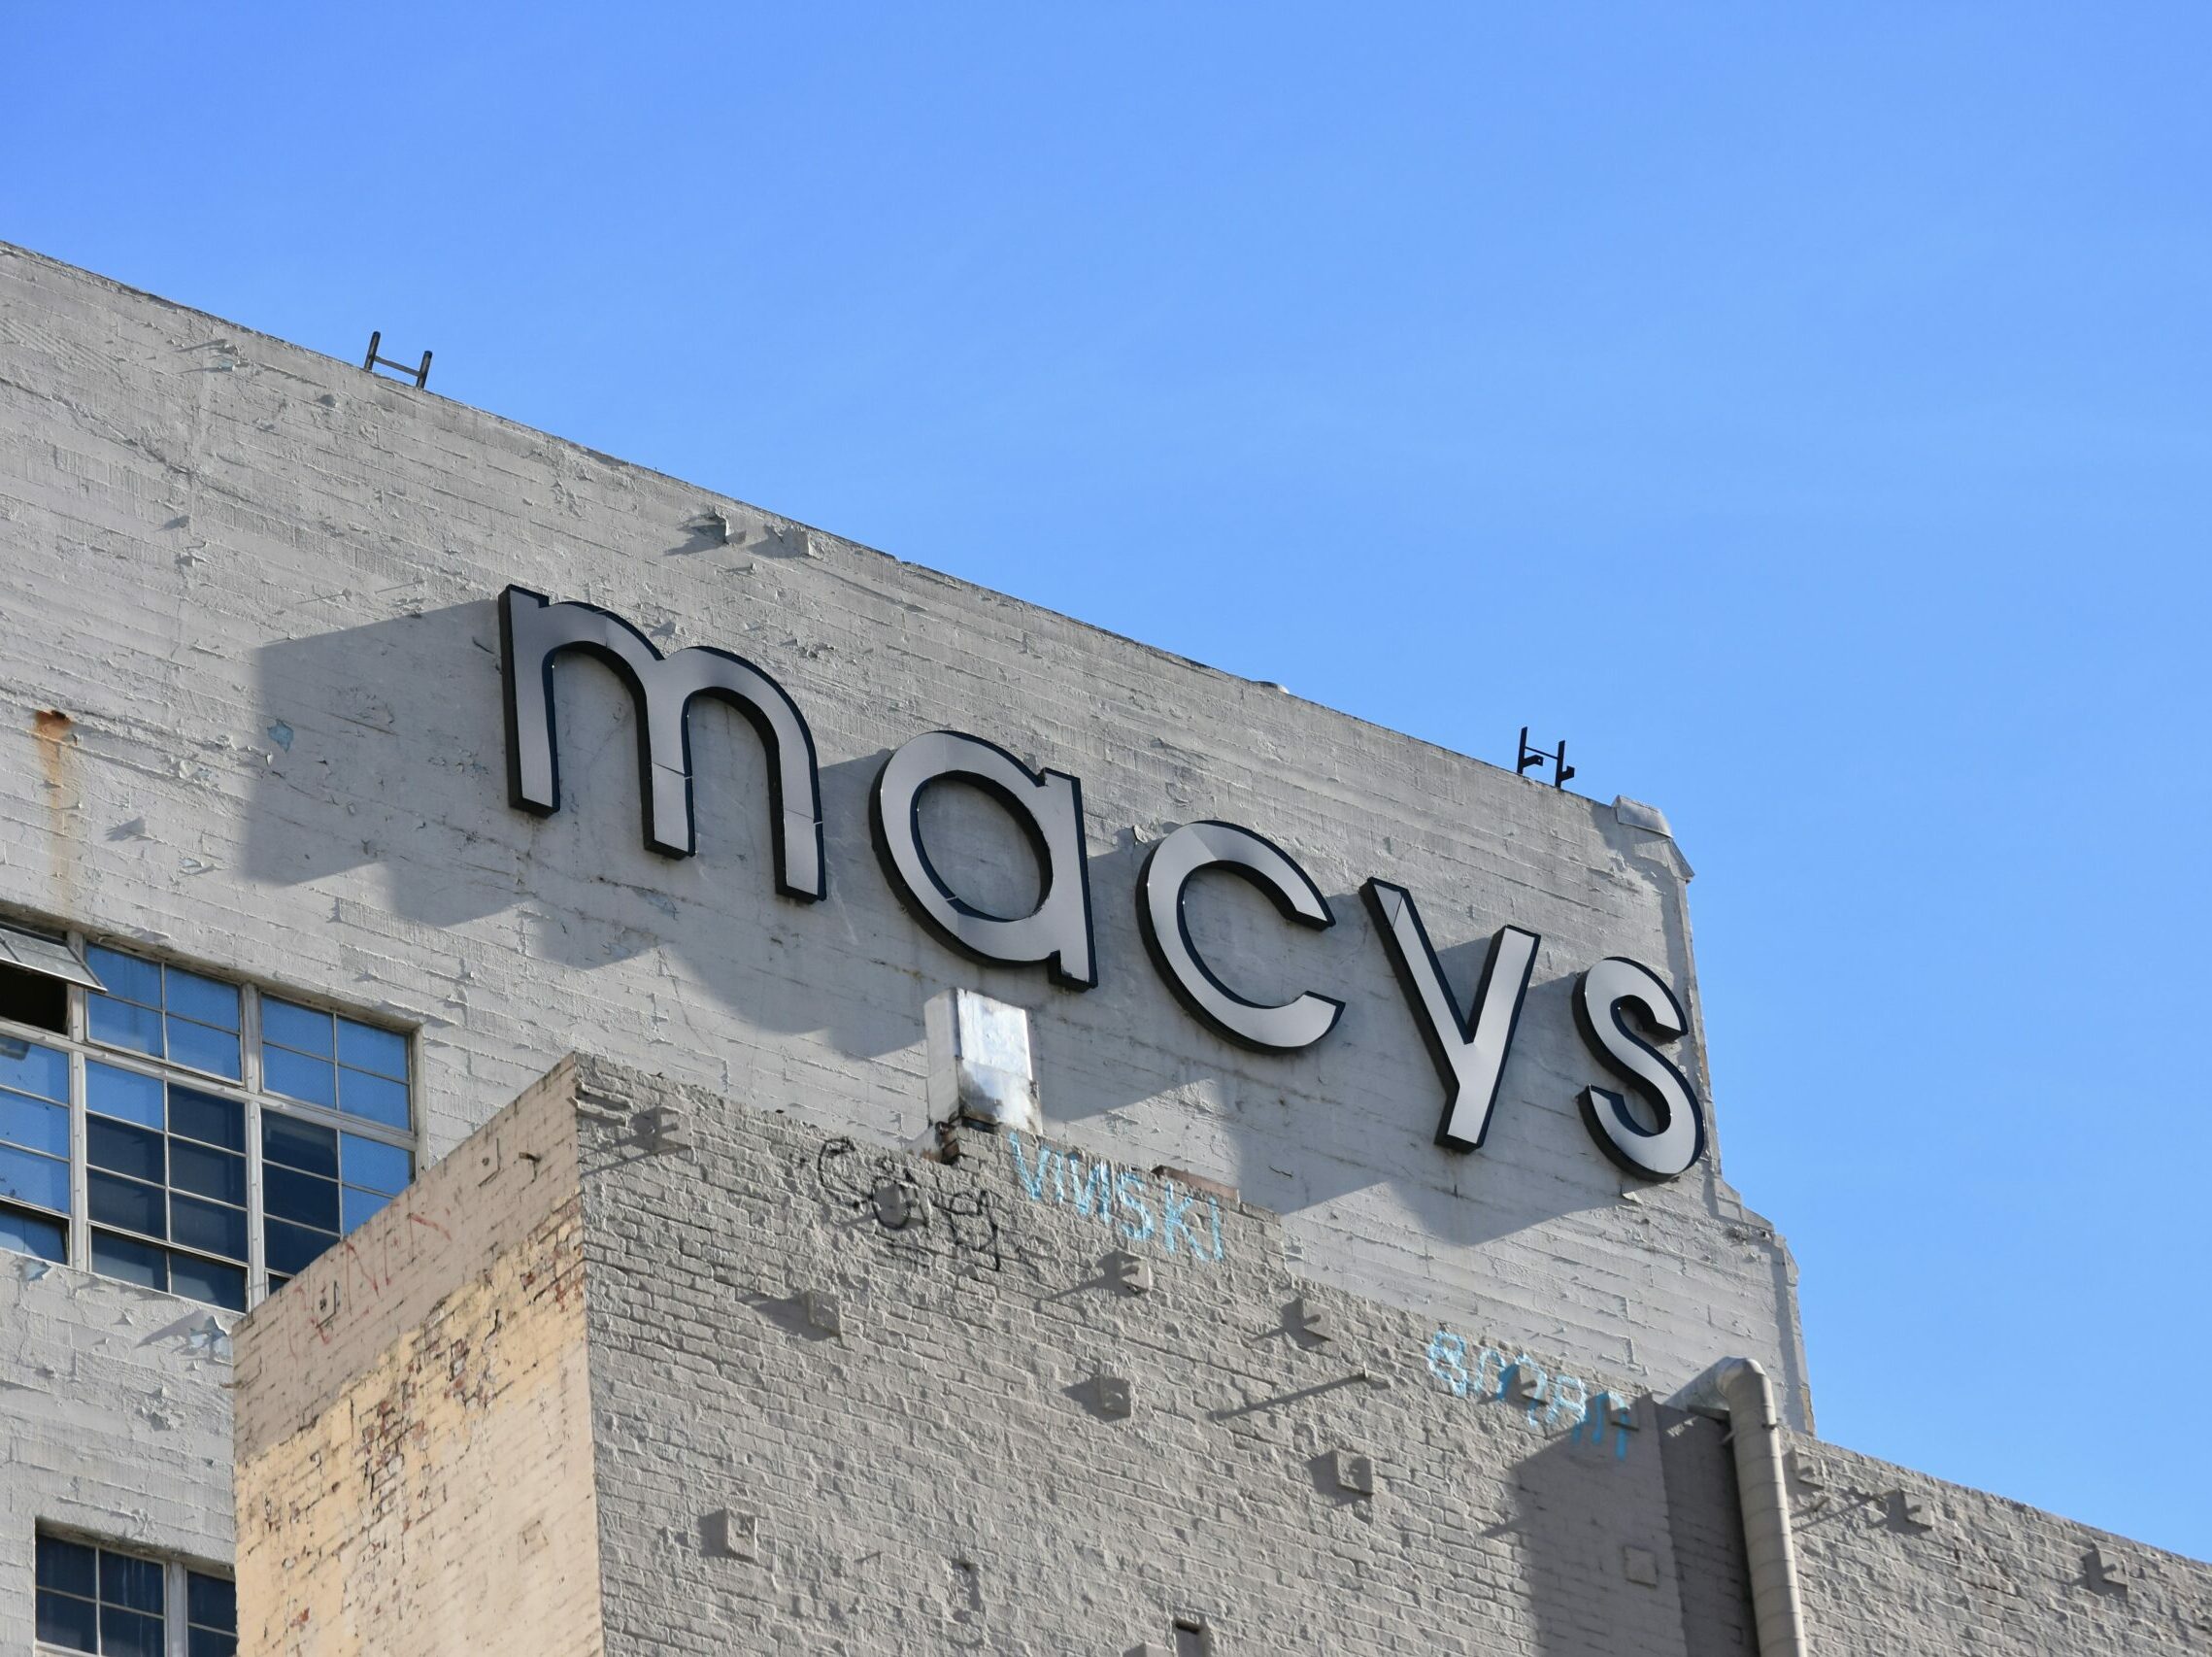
(1572, 957), (1706, 1180)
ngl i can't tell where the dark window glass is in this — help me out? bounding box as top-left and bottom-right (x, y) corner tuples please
(168, 1253), (247, 1313)
(189, 1627), (240, 1657)
(186, 1571), (236, 1630)
(36, 1536), (97, 1596)
(0, 1200), (65, 1261)
(266, 1164), (341, 1231)
(87, 1117), (165, 1183)
(88, 1171), (166, 1238)
(266, 1218), (336, 1277)
(79, 1070), (260, 1308)
(92, 1231), (168, 1291)
(169, 1139), (247, 1206)
(172, 1194), (249, 1262)
(168, 1086), (245, 1152)
(101, 1605), (165, 1657)
(100, 1550), (164, 1612)
(262, 1112), (338, 1178)
(0, 960), (67, 1032)
(41, 1538), (204, 1657)
(35, 1585), (98, 1652)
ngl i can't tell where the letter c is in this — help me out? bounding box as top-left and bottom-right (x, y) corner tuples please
(1136, 821), (1343, 1051)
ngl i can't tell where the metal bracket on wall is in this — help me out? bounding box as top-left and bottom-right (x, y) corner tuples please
(637, 1104), (691, 1155)
(1517, 727), (1576, 790)
(1104, 1250), (1153, 1296)
(362, 330), (433, 389)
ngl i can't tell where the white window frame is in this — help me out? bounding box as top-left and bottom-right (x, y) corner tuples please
(32, 1527), (235, 1657)
(0, 926), (417, 1312)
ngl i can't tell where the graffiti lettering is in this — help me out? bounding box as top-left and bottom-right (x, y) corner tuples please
(1006, 1133), (1224, 1264)
(813, 1138), (1007, 1272)
(1424, 1323), (1619, 1456)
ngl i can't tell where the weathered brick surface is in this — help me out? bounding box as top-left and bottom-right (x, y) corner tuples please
(232, 1061), (587, 1463)
(1783, 1436), (2212, 1653)
(232, 1060), (601, 1657)
(0, 237), (1808, 1441)
(0, 1262), (235, 1641)
(570, 1055), (1718, 1656)
(574, 1060), (2212, 1655)
(1657, 1405), (1756, 1654)
(232, 1058), (2212, 1655)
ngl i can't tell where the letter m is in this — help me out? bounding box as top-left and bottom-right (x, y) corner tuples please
(499, 585), (825, 898)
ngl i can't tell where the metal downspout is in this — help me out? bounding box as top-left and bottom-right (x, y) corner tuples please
(1715, 1358), (1810, 1656)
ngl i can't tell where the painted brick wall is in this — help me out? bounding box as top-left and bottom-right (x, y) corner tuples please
(231, 1061), (586, 1463)
(232, 1061), (601, 1657)
(1655, 1405), (1756, 1654)
(0, 1262), (234, 1648)
(232, 1057), (2212, 1655)
(569, 1055), (1730, 1657)
(571, 1057), (2212, 1656)
(0, 240), (1807, 1441)
(1782, 1435), (2212, 1653)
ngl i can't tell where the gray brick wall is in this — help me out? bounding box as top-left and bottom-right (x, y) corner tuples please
(567, 1058), (2212, 1655)
(1783, 1436), (2212, 1653)
(1658, 1405), (1755, 1654)
(0, 1262), (234, 1647)
(226, 1055), (2212, 1655)
(569, 1056), (1724, 1657)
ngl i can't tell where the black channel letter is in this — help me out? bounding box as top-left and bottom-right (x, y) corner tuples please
(1572, 956), (1707, 1180)
(1361, 879), (1538, 1151)
(870, 730), (1097, 990)
(1137, 821), (1343, 1052)
(498, 586), (824, 898)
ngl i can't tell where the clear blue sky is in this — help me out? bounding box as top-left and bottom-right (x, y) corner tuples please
(8, 4), (2207, 1560)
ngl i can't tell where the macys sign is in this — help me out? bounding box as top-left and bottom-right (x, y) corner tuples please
(496, 587), (1707, 1181)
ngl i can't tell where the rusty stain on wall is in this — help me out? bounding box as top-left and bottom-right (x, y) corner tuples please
(31, 706), (78, 894)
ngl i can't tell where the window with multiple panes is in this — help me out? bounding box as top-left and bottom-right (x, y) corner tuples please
(0, 924), (415, 1310)
(35, 1534), (235, 1657)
